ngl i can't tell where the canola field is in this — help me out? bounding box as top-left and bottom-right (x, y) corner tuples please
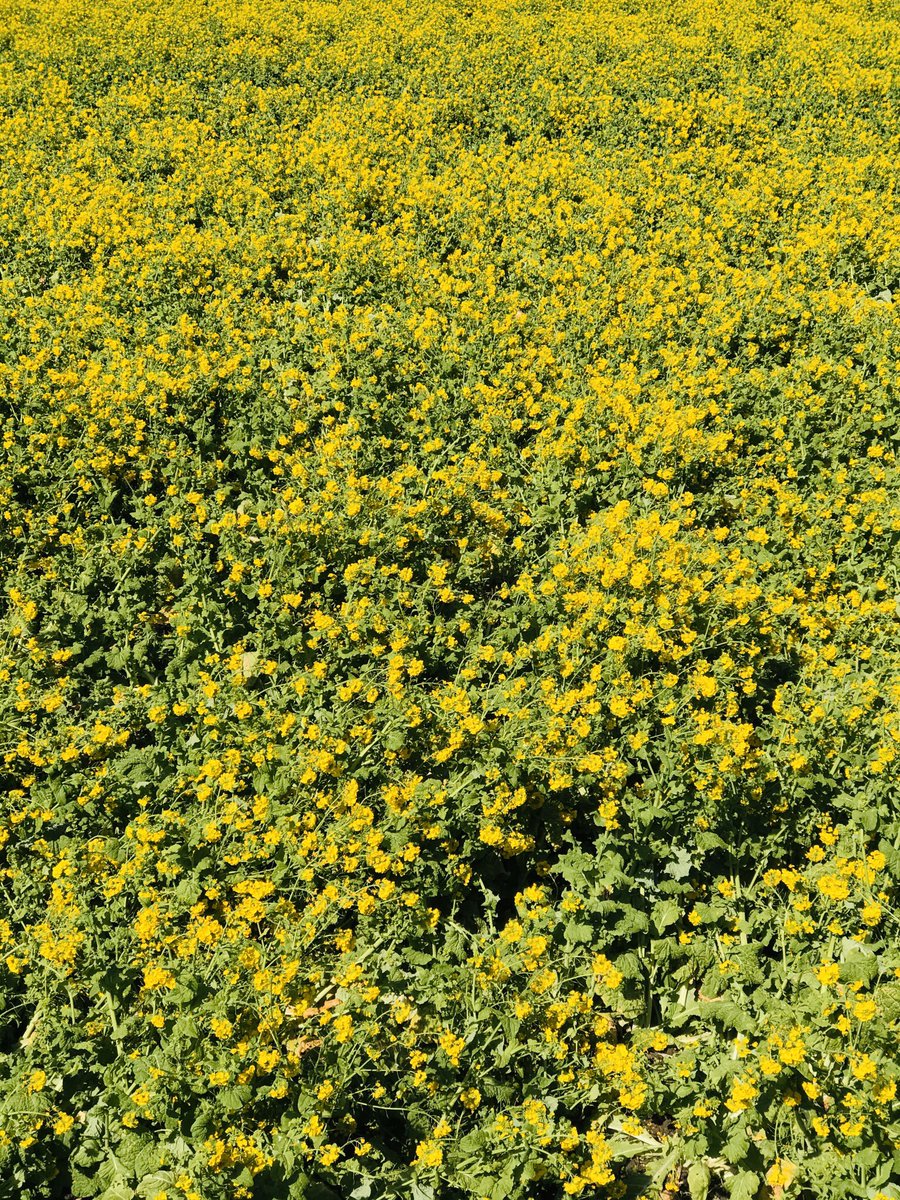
(2, 0), (900, 1196)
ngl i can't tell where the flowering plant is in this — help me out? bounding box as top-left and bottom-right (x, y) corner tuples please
(1, 0), (900, 1196)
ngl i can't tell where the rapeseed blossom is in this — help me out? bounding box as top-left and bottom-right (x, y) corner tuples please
(1, 0), (899, 1195)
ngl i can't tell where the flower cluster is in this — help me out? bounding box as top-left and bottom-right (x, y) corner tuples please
(1, 0), (900, 1196)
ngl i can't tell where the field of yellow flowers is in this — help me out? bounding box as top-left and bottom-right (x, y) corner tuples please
(2, 0), (900, 1196)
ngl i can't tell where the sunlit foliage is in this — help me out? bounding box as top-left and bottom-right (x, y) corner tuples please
(1, 0), (900, 1196)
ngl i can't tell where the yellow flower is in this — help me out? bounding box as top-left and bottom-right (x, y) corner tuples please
(726, 1077), (758, 1113)
(853, 997), (877, 1022)
(694, 674), (717, 698)
(839, 1118), (864, 1138)
(851, 1054), (876, 1080)
(413, 1140), (443, 1168)
(593, 953), (623, 989)
(766, 1159), (797, 1190)
(817, 874), (849, 901)
(815, 962), (840, 987)
(438, 1030), (465, 1065)
(142, 965), (176, 991)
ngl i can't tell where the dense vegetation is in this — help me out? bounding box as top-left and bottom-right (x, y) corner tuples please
(1, 0), (900, 1196)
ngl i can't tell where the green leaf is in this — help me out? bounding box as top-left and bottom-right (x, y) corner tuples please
(695, 832), (726, 852)
(99, 1185), (135, 1200)
(487, 1176), (515, 1200)
(135, 1175), (176, 1199)
(723, 1127), (750, 1166)
(687, 1161), (711, 1200)
(614, 907), (649, 935)
(564, 920), (594, 944)
(652, 898), (681, 932)
(665, 846), (694, 880)
(456, 1130), (489, 1156)
(700, 999), (755, 1033)
(219, 1085), (252, 1112)
(71, 1169), (101, 1199)
(111, 1134), (146, 1175)
(728, 1171), (760, 1200)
